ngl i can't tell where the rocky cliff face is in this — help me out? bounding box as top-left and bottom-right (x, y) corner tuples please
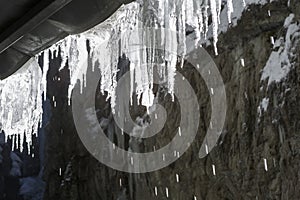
(43, 0), (300, 199)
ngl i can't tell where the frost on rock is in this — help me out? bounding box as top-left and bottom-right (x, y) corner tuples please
(257, 97), (269, 122)
(261, 14), (300, 86)
(0, 59), (43, 152)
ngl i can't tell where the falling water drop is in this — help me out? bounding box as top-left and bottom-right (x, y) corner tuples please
(212, 164), (216, 175)
(264, 158), (268, 171)
(176, 174), (180, 182)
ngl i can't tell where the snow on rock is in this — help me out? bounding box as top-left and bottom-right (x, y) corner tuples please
(257, 97), (269, 120)
(260, 98), (269, 112)
(261, 14), (300, 86)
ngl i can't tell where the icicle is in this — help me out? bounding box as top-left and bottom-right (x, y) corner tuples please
(163, 0), (177, 98)
(227, 0), (234, 24)
(16, 134), (19, 150)
(177, 0), (186, 65)
(0, 59), (43, 152)
(185, 0), (194, 26)
(67, 35), (89, 104)
(194, 0), (203, 46)
(12, 135), (15, 151)
(42, 50), (49, 101)
(217, 0), (222, 24)
(203, 0), (209, 38)
(59, 36), (72, 71)
(210, 0), (219, 55)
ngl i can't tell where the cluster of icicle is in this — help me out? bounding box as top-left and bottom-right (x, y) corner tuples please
(0, 59), (43, 152)
(41, 0), (239, 109)
(0, 0), (244, 151)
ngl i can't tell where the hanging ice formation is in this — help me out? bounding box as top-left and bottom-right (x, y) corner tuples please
(0, 0), (254, 151)
(41, 0), (240, 109)
(0, 59), (43, 152)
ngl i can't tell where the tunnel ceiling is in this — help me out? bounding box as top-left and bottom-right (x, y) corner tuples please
(0, 0), (133, 79)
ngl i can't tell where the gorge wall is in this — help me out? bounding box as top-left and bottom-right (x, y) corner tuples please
(43, 0), (300, 199)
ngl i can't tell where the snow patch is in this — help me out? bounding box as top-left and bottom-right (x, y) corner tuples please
(260, 98), (269, 112)
(257, 97), (269, 119)
(261, 14), (300, 86)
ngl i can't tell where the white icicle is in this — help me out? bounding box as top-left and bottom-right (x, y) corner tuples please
(0, 59), (43, 152)
(194, 0), (204, 46)
(217, 0), (222, 24)
(67, 35), (89, 104)
(227, 0), (234, 24)
(42, 50), (49, 101)
(203, 0), (209, 38)
(210, 0), (219, 55)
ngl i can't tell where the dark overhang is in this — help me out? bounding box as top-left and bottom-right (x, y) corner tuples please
(0, 0), (133, 79)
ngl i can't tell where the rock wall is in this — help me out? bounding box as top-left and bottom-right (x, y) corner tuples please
(43, 0), (300, 199)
